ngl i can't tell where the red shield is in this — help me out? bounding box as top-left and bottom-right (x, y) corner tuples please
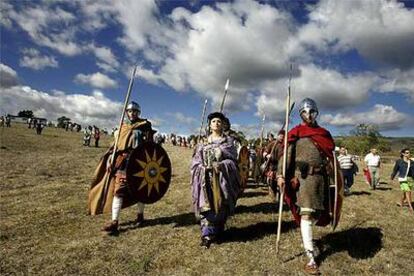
(126, 142), (172, 204)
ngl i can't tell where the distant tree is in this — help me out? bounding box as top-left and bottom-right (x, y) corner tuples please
(17, 110), (34, 118)
(340, 124), (391, 155)
(57, 116), (71, 128)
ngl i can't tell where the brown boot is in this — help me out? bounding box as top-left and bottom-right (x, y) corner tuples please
(304, 262), (320, 275)
(101, 220), (118, 233)
(134, 213), (144, 226)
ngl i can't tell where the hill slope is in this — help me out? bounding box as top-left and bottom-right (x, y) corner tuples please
(1, 124), (413, 275)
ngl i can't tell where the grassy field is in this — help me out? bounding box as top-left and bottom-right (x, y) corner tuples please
(1, 124), (413, 275)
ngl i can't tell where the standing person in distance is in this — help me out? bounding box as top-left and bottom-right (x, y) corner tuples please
(337, 146), (357, 196)
(364, 148), (381, 190)
(391, 148), (414, 213)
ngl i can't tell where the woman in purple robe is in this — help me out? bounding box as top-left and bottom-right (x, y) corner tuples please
(191, 112), (240, 248)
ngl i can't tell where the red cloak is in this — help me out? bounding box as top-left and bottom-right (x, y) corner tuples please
(284, 123), (335, 227)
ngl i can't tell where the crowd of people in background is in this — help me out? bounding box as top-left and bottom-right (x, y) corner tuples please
(3, 111), (413, 217)
(83, 125), (101, 147)
(0, 115), (12, 127)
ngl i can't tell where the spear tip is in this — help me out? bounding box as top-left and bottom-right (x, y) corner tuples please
(225, 78), (230, 91)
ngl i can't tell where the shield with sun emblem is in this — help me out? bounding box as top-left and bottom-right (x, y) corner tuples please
(126, 141), (172, 204)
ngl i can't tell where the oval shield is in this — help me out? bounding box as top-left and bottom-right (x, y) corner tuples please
(238, 145), (249, 190)
(126, 141), (172, 204)
(330, 159), (344, 230)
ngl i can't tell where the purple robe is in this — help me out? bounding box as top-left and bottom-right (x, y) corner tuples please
(191, 135), (240, 237)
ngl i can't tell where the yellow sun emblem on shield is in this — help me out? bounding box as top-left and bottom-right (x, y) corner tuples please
(134, 150), (168, 196)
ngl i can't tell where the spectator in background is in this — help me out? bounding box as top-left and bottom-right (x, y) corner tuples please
(391, 148), (414, 213)
(83, 126), (92, 146)
(5, 115), (11, 127)
(338, 146), (357, 195)
(36, 121), (44, 135)
(364, 148), (381, 190)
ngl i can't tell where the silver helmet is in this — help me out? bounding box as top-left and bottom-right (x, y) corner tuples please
(299, 98), (318, 122)
(126, 101), (141, 113)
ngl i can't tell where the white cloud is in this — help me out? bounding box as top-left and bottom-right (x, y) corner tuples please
(232, 121), (283, 140)
(112, 0), (160, 52)
(0, 63), (19, 88)
(167, 112), (197, 125)
(19, 48), (58, 70)
(110, 0), (298, 112)
(135, 65), (161, 85)
(256, 64), (376, 122)
(299, 0), (414, 69)
(86, 44), (120, 72)
(0, 85), (122, 129)
(376, 68), (414, 102)
(74, 72), (118, 89)
(321, 104), (408, 131)
(5, 4), (81, 56)
(77, 0), (115, 32)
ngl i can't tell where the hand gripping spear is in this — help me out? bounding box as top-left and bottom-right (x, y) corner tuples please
(276, 64), (293, 253)
(219, 78), (230, 113)
(100, 65), (137, 211)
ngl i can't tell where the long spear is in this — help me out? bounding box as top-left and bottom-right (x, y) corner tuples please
(276, 64), (293, 253)
(259, 114), (266, 148)
(198, 98), (208, 142)
(261, 102), (295, 176)
(100, 65), (137, 210)
(219, 78), (230, 113)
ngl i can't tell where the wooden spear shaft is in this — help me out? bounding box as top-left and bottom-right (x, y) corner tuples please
(198, 99), (208, 141)
(260, 114), (266, 148)
(100, 65), (137, 210)
(276, 64), (293, 253)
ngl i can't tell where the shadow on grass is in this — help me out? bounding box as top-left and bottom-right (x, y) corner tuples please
(375, 187), (392, 191)
(349, 191), (371, 196)
(119, 212), (196, 232)
(220, 220), (297, 243)
(246, 181), (267, 189)
(239, 191), (268, 198)
(316, 227), (383, 264)
(236, 202), (290, 214)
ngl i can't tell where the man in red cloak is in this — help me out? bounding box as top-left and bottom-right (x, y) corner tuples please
(277, 98), (337, 275)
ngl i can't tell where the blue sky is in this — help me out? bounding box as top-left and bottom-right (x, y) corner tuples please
(1, 0), (413, 137)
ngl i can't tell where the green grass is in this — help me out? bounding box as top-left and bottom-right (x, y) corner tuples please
(1, 124), (413, 275)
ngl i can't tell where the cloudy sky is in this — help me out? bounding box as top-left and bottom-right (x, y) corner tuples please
(1, 0), (413, 137)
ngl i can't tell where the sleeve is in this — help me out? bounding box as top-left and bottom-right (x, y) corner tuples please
(277, 143), (293, 177)
(390, 160), (399, 180)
